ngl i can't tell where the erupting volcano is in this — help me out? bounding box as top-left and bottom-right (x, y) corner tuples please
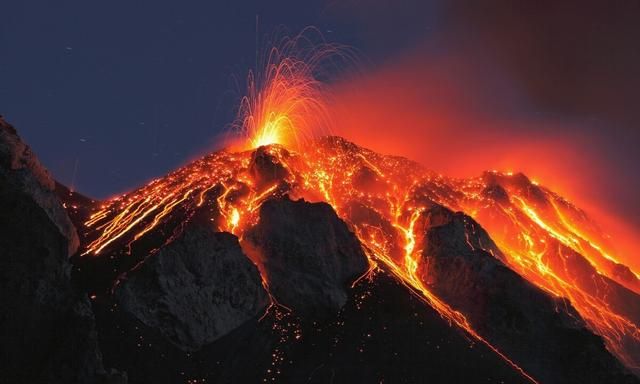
(70, 133), (640, 380)
(1, 30), (639, 384)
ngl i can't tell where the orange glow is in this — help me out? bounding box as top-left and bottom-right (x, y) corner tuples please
(78, 38), (639, 380)
(328, 47), (640, 275)
(449, 171), (640, 371)
(238, 53), (327, 149)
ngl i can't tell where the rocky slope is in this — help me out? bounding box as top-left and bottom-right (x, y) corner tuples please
(244, 197), (369, 317)
(0, 117), (124, 383)
(115, 224), (269, 352)
(74, 198), (532, 384)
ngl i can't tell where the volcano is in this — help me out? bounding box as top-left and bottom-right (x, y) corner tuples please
(1, 115), (639, 384)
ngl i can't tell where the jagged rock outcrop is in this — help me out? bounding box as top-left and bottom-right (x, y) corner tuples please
(0, 117), (79, 255)
(415, 203), (637, 384)
(244, 196), (369, 317)
(0, 117), (124, 383)
(249, 145), (291, 188)
(115, 225), (269, 352)
(56, 181), (100, 231)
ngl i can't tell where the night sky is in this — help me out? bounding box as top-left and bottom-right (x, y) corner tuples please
(2, 1), (639, 229)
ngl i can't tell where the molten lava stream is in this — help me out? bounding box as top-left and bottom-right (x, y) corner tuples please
(353, 211), (535, 383)
(469, 199), (640, 370)
(364, 217), (540, 384)
(446, 174), (640, 371)
(293, 147), (538, 383)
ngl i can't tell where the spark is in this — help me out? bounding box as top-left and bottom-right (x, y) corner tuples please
(230, 27), (355, 150)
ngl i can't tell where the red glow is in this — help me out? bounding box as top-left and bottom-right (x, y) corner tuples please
(329, 49), (640, 273)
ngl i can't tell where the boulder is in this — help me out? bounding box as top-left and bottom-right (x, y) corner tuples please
(244, 196), (369, 317)
(115, 226), (269, 352)
(0, 117), (122, 383)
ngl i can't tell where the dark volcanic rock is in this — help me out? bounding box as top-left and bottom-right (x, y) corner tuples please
(0, 117), (123, 383)
(41, 296), (127, 384)
(0, 117), (79, 255)
(244, 196), (369, 317)
(96, 270), (532, 384)
(115, 225), (269, 352)
(56, 181), (101, 231)
(416, 204), (638, 384)
(248, 145), (291, 188)
(281, 271), (530, 384)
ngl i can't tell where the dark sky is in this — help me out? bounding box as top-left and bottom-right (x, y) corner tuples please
(1, 1), (639, 232)
(1, 0), (354, 196)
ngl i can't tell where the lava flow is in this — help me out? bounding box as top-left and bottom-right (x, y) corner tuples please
(79, 32), (640, 382)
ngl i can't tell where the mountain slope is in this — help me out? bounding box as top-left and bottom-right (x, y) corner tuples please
(0, 117), (124, 383)
(1, 116), (637, 383)
(60, 134), (638, 382)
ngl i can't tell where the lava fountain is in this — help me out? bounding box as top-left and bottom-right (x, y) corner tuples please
(231, 27), (355, 150)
